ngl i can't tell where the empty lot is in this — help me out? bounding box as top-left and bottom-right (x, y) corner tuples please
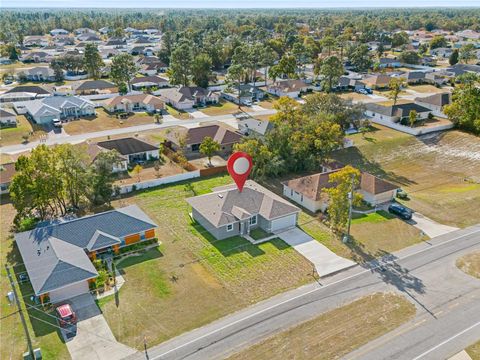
(333, 127), (480, 228)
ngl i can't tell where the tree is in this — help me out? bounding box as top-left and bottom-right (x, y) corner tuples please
(154, 161), (161, 177)
(0, 43), (20, 61)
(83, 43), (104, 79)
(260, 47), (276, 87)
(349, 44), (372, 72)
(323, 166), (362, 233)
(132, 164), (143, 182)
(391, 32), (409, 48)
(449, 49), (459, 66)
(398, 50), (420, 65)
(110, 53), (137, 92)
(50, 60), (64, 83)
(89, 150), (118, 206)
(388, 77), (406, 106)
(191, 53), (212, 88)
(199, 137), (220, 166)
(409, 110), (418, 127)
(321, 36), (336, 56)
(60, 54), (84, 75)
(277, 54), (296, 78)
(430, 36), (447, 50)
(226, 64), (244, 108)
(459, 44), (476, 64)
(444, 73), (480, 134)
(168, 41), (193, 86)
(320, 56), (344, 92)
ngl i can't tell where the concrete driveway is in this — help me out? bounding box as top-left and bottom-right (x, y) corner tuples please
(186, 109), (210, 118)
(65, 294), (138, 360)
(277, 227), (355, 277)
(410, 212), (459, 238)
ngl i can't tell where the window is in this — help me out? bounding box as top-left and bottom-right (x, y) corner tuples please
(301, 194), (304, 202)
(249, 215), (257, 225)
(290, 189), (293, 196)
(227, 224), (233, 232)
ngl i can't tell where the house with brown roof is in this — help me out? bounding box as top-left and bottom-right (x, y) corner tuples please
(103, 94), (164, 113)
(282, 167), (399, 212)
(267, 79), (309, 98)
(361, 74), (392, 89)
(166, 124), (243, 156)
(187, 180), (300, 240)
(0, 163), (16, 194)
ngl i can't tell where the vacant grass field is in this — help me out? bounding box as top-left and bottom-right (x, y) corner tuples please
(99, 175), (313, 349)
(0, 115), (47, 146)
(63, 109), (153, 135)
(227, 293), (416, 360)
(200, 100), (239, 116)
(456, 251), (480, 279)
(408, 84), (449, 94)
(0, 200), (69, 360)
(467, 341), (480, 360)
(333, 126), (480, 228)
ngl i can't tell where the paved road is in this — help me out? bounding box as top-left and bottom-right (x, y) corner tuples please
(125, 225), (480, 360)
(0, 109), (276, 155)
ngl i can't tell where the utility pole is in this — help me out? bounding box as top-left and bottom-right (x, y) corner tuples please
(343, 173), (355, 244)
(5, 264), (35, 360)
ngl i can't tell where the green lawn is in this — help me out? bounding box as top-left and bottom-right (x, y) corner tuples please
(0, 115), (47, 147)
(200, 100), (239, 116)
(333, 126), (480, 228)
(98, 175), (313, 349)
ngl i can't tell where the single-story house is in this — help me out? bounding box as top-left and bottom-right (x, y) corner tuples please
(405, 71), (426, 84)
(74, 27), (96, 35)
(20, 67), (56, 82)
(138, 62), (168, 75)
(267, 79), (309, 98)
(15, 205), (157, 303)
(131, 75), (169, 90)
(430, 47), (454, 59)
(336, 75), (366, 91)
(414, 92), (451, 117)
(75, 80), (118, 95)
(166, 124), (243, 156)
(20, 51), (53, 63)
(13, 96), (95, 124)
(23, 35), (49, 47)
(361, 74), (392, 89)
(425, 71), (452, 86)
(365, 102), (431, 123)
(379, 58), (401, 68)
(282, 168), (399, 212)
(0, 85), (51, 103)
(50, 28), (69, 36)
(103, 94), (164, 113)
(221, 84), (265, 104)
(155, 86), (219, 110)
(187, 180), (300, 240)
(96, 137), (160, 163)
(0, 162), (16, 195)
(86, 143), (129, 173)
(0, 108), (17, 127)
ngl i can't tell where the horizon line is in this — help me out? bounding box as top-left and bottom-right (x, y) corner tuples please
(2, 6), (480, 9)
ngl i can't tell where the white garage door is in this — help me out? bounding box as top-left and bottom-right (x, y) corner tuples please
(270, 214), (297, 232)
(49, 281), (89, 303)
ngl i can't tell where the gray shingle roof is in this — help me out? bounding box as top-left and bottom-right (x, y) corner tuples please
(15, 205), (157, 296)
(187, 180), (300, 227)
(97, 137), (159, 155)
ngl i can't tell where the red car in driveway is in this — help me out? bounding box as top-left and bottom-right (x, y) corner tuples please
(55, 304), (77, 328)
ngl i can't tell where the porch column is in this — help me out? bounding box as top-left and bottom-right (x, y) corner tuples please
(89, 251), (97, 260)
(112, 245), (120, 254)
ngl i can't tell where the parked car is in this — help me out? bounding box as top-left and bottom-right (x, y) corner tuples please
(357, 88), (369, 95)
(53, 119), (62, 128)
(55, 303), (77, 328)
(242, 100), (252, 106)
(388, 203), (413, 220)
(396, 189), (409, 200)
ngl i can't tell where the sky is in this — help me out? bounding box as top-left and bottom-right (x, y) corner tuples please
(3, 0), (480, 8)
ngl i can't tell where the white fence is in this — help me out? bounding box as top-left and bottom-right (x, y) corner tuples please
(369, 117), (454, 136)
(64, 74), (89, 81)
(118, 170), (200, 194)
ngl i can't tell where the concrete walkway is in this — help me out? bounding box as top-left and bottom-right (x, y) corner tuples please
(449, 351), (473, 360)
(410, 212), (459, 238)
(276, 227), (356, 277)
(66, 294), (138, 360)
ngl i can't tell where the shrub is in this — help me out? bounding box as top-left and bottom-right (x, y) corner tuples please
(16, 217), (39, 232)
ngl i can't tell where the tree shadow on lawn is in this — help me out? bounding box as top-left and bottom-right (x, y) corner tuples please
(116, 247), (164, 269)
(333, 147), (417, 187)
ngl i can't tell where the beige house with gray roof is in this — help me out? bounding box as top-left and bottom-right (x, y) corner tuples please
(187, 181), (300, 240)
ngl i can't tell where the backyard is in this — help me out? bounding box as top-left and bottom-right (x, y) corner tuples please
(332, 126), (480, 228)
(227, 292), (416, 360)
(98, 175), (314, 349)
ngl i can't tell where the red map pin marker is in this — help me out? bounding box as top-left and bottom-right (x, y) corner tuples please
(227, 152), (253, 192)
